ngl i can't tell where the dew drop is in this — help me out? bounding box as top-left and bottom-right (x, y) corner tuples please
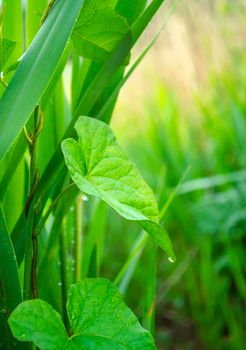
(93, 302), (99, 306)
(168, 256), (175, 263)
(116, 314), (120, 319)
(58, 281), (63, 287)
(82, 195), (89, 202)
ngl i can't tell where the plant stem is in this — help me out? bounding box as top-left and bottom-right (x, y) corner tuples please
(23, 106), (42, 300)
(23, 196), (35, 300)
(31, 202), (40, 300)
(75, 195), (83, 282)
(59, 217), (69, 331)
(40, 0), (56, 25)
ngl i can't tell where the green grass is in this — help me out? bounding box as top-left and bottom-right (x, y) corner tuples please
(110, 55), (246, 349)
(1, 1), (245, 349)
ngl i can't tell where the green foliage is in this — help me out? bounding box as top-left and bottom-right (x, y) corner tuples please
(116, 0), (148, 25)
(0, 0), (84, 160)
(72, 0), (130, 63)
(62, 117), (174, 259)
(113, 57), (246, 349)
(9, 298), (67, 350)
(0, 206), (22, 349)
(9, 279), (156, 350)
(0, 0), (168, 349)
(0, 37), (16, 72)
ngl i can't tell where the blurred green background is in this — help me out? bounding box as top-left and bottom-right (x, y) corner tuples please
(106, 1), (246, 349)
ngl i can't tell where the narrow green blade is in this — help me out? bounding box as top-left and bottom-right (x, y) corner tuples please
(0, 0), (84, 161)
(0, 205), (22, 349)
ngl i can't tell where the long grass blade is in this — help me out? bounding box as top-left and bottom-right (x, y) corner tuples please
(0, 0), (84, 161)
(0, 205), (23, 349)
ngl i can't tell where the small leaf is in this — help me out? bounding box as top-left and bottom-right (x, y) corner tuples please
(66, 279), (156, 349)
(72, 0), (131, 63)
(0, 37), (16, 71)
(61, 117), (175, 259)
(8, 299), (68, 350)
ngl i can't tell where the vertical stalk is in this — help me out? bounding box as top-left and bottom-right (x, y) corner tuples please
(23, 107), (42, 300)
(75, 195), (83, 282)
(143, 242), (157, 335)
(59, 217), (69, 331)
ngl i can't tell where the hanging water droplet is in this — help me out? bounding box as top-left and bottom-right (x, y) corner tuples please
(168, 256), (175, 263)
(58, 281), (63, 287)
(82, 195), (89, 202)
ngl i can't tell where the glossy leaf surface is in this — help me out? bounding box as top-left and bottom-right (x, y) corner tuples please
(62, 117), (174, 259)
(9, 279), (156, 350)
(8, 299), (67, 350)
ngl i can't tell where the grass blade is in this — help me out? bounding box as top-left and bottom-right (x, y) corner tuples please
(0, 205), (23, 349)
(0, 0), (84, 161)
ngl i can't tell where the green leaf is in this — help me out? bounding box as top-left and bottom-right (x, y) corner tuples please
(2, 0), (23, 64)
(116, 0), (148, 25)
(9, 279), (156, 350)
(0, 0), (84, 161)
(72, 0), (131, 63)
(61, 117), (175, 259)
(0, 205), (22, 349)
(8, 299), (68, 350)
(0, 37), (16, 72)
(66, 279), (156, 349)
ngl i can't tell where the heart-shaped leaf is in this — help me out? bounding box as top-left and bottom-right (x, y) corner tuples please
(8, 299), (67, 350)
(9, 279), (156, 350)
(61, 117), (175, 260)
(72, 0), (131, 63)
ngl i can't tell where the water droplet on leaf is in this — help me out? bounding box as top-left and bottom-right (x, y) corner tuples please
(168, 256), (175, 263)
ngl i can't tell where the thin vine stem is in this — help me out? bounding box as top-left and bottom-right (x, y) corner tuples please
(23, 106), (41, 300)
(75, 195), (83, 282)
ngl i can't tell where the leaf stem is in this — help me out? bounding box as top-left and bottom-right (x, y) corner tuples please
(59, 217), (69, 332)
(75, 195), (83, 282)
(40, 0), (56, 25)
(23, 106), (42, 300)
